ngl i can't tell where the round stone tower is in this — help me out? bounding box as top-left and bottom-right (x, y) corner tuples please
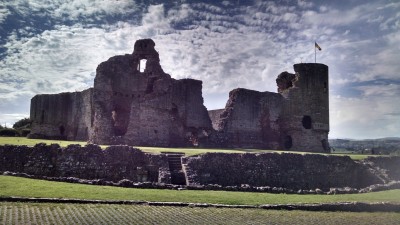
(279, 63), (330, 152)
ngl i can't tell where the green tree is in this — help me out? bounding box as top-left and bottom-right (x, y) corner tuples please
(13, 118), (32, 129)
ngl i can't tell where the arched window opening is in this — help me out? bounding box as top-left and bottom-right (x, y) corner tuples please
(323, 82), (327, 93)
(284, 135), (292, 150)
(138, 59), (147, 73)
(302, 115), (312, 129)
(112, 107), (129, 136)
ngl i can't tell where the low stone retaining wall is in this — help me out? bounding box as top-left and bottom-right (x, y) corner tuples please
(0, 144), (169, 183)
(1, 144), (399, 192)
(183, 153), (390, 189)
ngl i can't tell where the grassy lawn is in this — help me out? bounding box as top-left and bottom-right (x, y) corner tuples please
(1, 202), (399, 225)
(1, 176), (399, 205)
(0, 137), (374, 159)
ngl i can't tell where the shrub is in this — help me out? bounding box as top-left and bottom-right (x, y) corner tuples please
(20, 129), (31, 137)
(13, 118), (32, 129)
(0, 128), (20, 137)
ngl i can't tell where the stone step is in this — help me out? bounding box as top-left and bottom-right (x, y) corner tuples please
(170, 171), (186, 185)
(182, 164), (195, 186)
(164, 152), (187, 185)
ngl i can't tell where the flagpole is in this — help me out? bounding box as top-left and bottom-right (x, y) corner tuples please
(315, 41), (316, 63)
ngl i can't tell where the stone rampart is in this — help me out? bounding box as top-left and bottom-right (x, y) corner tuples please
(363, 156), (400, 181)
(183, 153), (386, 190)
(2, 144), (398, 191)
(0, 144), (168, 183)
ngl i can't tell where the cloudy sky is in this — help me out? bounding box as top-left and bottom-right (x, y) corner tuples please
(0, 0), (399, 139)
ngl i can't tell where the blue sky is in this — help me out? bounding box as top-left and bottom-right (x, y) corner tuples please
(0, 0), (399, 139)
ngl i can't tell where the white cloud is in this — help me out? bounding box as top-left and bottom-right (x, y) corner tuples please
(2, 0), (138, 22)
(330, 94), (400, 139)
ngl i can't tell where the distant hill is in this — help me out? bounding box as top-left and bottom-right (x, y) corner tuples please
(329, 137), (400, 155)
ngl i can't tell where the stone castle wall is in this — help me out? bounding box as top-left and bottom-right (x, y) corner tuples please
(29, 89), (93, 141)
(209, 89), (283, 149)
(28, 39), (330, 152)
(207, 63), (329, 152)
(89, 40), (212, 146)
(29, 39), (212, 147)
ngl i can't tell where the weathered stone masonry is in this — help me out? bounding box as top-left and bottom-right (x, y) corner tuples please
(1, 144), (399, 191)
(0, 144), (169, 183)
(29, 39), (212, 147)
(29, 39), (329, 152)
(208, 63), (329, 152)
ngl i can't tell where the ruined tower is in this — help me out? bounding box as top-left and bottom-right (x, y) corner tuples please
(208, 63), (329, 152)
(279, 63), (330, 152)
(90, 39), (212, 146)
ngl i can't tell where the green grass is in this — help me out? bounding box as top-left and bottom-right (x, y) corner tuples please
(1, 176), (399, 205)
(0, 136), (88, 148)
(0, 137), (375, 159)
(1, 202), (399, 225)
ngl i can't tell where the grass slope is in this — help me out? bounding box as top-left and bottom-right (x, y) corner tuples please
(1, 176), (399, 205)
(0, 137), (373, 159)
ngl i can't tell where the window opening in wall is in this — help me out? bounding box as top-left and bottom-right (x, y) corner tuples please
(323, 82), (327, 93)
(41, 110), (45, 123)
(59, 125), (65, 136)
(111, 107), (129, 136)
(302, 115), (312, 129)
(139, 59), (147, 73)
(284, 135), (292, 149)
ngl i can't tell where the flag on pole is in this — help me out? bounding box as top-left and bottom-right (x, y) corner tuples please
(315, 42), (322, 51)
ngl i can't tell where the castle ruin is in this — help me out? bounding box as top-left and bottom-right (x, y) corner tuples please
(29, 39), (330, 152)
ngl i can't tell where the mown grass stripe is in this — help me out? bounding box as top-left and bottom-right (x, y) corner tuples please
(24, 205), (38, 224)
(111, 206), (132, 224)
(20, 206), (27, 225)
(55, 206), (68, 224)
(72, 205), (89, 225)
(120, 204), (143, 224)
(33, 206), (44, 224)
(64, 205), (80, 224)
(89, 205), (112, 225)
(96, 206), (117, 224)
(2, 202), (400, 224)
(46, 206), (61, 225)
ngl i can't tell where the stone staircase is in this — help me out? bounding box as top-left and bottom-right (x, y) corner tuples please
(163, 152), (186, 185)
(181, 163), (195, 186)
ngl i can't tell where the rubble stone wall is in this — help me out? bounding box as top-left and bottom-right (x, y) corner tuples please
(1, 145), (398, 190)
(0, 144), (169, 183)
(184, 153), (385, 189)
(364, 156), (400, 181)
